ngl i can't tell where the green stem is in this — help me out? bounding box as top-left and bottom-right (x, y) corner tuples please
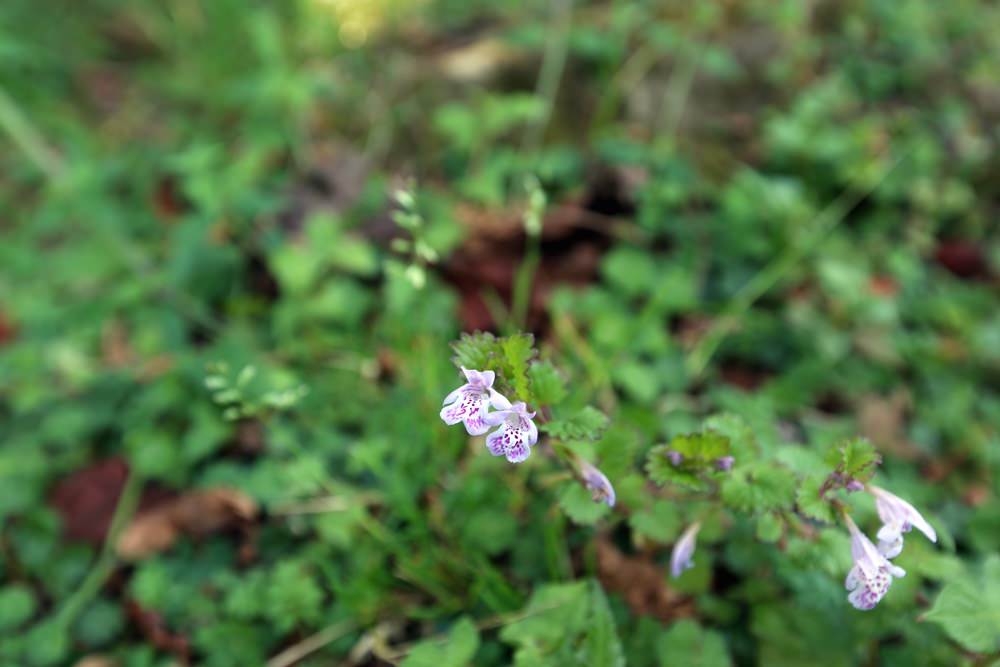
(685, 153), (909, 379)
(510, 228), (542, 331)
(53, 469), (143, 627)
(524, 0), (573, 152)
(0, 86), (63, 180)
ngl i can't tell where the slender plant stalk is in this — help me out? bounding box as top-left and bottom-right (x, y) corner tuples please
(524, 0), (573, 152)
(510, 229), (542, 331)
(0, 86), (64, 180)
(53, 469), (143, 628)
(266, 620), (356, 667)
(685, 153), (910, 378)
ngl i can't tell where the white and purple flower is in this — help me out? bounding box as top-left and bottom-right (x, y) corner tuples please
(484, 397), (538, 464)
(670, 522), (701, 578)
(580, 461), (615, 507)
(440, 367), (505, 436)
(869, 485), (936, 559)
(844, 515), (906, 610)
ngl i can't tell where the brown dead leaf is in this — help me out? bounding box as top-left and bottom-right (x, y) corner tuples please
(595, 539), (693, 622)
(858, 391), (917, 460)
(126, 599), (191, 662)
(50, 458), (130, 544)
(116, 488), (258, 560)
(73, 657), (118, 667)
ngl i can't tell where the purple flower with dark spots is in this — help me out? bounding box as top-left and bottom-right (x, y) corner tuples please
(440, 368), (505, 435)
(580, 461), (615, 507)
(869, 485), (936, 559)
(666, 450), (683, 466)
(844, 515), (905, 610)
(714, 456), (735, 472)
(670, 522), (701, 578)
(484, 396), (538, 464)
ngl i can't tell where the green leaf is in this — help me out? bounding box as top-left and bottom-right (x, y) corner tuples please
(401, 617), (480, 667)
(451, 331), (500, 372)
(796, 475), (837, 523)
(501, 582), (589, 657)
(585, 581), (625, 667)
(529, 361), (567, 406)
(671, 431), (731, 460)
(646, 445), (708, 491)
(543, 407), (610, 442)
(559, 482), (608, 525)
(925, 555), (1000, 654)
(73, 597), (124, 647)
(702, 413), (757, 458)
(824, 437), (881, 482)
(501, 333), (535, 401)
(657, 619), (731, 667)
(629, 500), (681, 544)
(501, 581), (624, 667)
(646, 431), (732, 491)
(0, 584), (37, 633)
(720, 465), (796, 515)
(755, 513), (784, 543)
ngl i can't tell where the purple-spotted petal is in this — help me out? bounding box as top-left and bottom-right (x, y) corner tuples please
(844, 516), (905, 611)
(484, 420), (533, 464)
(485, 426), (507, 457)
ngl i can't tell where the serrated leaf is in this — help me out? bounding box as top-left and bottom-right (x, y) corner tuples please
(543, 406), (610, 442)
(501, 333), (535, 400)
(451, 331), (500, 372)
(925, 555), (1000, 654)
(646, 445), (709, 491)
(824, 437), (881, 482)
(585, 580), (625, 667)
(529, 361), (567, 406)
(702, 413), (757, 458)
(720, 465), (796, 515)
(559, 482), (608, 525)
(796, 476), (836, 523)
(671, 431), (731, 460)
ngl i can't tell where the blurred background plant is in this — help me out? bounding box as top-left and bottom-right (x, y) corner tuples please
(0, 0), (998, 665)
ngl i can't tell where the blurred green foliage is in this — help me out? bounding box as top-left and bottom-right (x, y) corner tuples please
(1, 0), (998, 665)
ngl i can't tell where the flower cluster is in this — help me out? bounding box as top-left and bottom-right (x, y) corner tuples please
(440, 367), (539, 463)
(843, 486), (936, 610)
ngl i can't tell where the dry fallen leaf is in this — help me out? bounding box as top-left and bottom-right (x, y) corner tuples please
(116, 488), (258, 560)
(73, 657), (118, 667)
(595, 538), (693, 622)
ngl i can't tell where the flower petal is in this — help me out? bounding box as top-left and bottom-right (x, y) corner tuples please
(442, 384), (467, 406)
(463, 400), (491, 436)
(485, 426), (507, 457)
(440, 389), (484, 429)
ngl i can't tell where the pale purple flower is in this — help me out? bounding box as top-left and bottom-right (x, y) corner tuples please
(845, 480), (864, 493)
(844, 515), (905, 610)
(484, 396), (538, 464)
(670, 522), (701, 578)
(869, 485), (936, 558)
(440, 368), (504, 435)
(666, 450), (683, 466)
(714, 456), (735, 472)
(580, 461), (615, 507)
